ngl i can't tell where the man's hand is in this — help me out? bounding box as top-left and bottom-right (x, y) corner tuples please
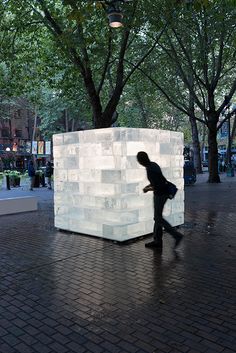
(143, 185), (153, 193)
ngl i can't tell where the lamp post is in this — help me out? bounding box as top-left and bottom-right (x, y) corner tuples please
(223, 102), (236, 176)
(5, 147), (11, 190)
(227, 113), (231, 167)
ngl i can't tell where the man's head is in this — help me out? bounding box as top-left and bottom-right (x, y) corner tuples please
(136, 151), (151, 167)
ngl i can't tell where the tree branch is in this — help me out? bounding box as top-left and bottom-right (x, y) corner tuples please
(171, 27), (206, 88)
(211, 25), (225, 91)
(169, 26), (208, 111)
(123, 23), (168, 88)
(102, 0), (139, 122)
(125, 59), (206, 125)
(219, 64), (236, 81)
(36, 0), (63, 36)
(217, 108), (236, 131)
(97, 30), (113, 95)
(202, 7), (210, 88)
(158, 35), (206, 114)
(217, 79), (236, 116)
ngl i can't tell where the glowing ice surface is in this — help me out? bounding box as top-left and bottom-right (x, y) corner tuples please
(53, 128), (184, 241)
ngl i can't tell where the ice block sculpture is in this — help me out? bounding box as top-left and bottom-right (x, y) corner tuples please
(53, 128), (184, 242)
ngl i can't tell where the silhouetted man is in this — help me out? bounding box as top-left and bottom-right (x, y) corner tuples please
(137, 151), (183, 249)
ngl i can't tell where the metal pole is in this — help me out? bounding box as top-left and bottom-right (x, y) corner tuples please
(227, 115), (232, 167)
(6, 175), (11, 190)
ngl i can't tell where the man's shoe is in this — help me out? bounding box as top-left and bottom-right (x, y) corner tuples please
(145, 241), (163, 249)
(174, 234), (183, 249)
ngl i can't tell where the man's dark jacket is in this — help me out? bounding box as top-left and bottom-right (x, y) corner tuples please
(146, 161), (169, 196)
(28, 163), (35, 177)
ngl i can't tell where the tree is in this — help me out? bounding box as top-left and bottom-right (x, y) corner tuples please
(2, 0), (171, 129)
(0, 1), (93, 136)
(118, 72), (187, 132)
(139, 0), (236, 181)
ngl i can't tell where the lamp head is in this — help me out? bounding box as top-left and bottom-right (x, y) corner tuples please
(107, 7), (123, 27)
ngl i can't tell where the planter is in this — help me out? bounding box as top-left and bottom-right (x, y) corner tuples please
(10, 176), (21, 187)
(34, 174), (40, 187)
(41, 174), (45, 187)
(34, 173), (45, 187)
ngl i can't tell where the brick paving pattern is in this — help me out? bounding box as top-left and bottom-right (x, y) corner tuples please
(0, 173), (235, 353)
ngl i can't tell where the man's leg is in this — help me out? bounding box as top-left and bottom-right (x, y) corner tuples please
(161, 216), (183, 248)
(47, 177), (52, 189)
(153, 221), (163, 243)
(153, 194), (166, 243)
(152, 194), (183, 249)
(30, 177), (34, 190)
(145, 195), (166, 248)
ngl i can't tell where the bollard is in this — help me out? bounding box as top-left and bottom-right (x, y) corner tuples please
(6, 175), (11, 190)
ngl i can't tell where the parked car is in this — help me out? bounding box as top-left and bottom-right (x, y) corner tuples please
(184, 160), (196, 185)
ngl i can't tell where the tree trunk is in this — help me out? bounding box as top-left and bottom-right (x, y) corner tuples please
(189, 115), (202, 173)
(135, 89), (148, 128)
(83, 63), (121, 129)
(201, 123), (207, 161)
(102, 86), (123, 128)
(71, 118), (75, 132)
(64, 109), (69, 132)
(32, 107), (37, 142)
(82, 68), (104, 128)
(231, 115), (236, 140)
(187, 74), (202, 173)
(208, 120), (220, 183)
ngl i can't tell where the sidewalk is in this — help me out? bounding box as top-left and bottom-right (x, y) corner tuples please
(0, 178), (53, 204)
(194, 170), (236, 184)
(0, 174), (235, 353)
(0, 186), (53, 203)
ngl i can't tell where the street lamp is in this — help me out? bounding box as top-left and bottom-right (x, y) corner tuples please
(107, 6), (123, 28)
(99, 0), (130, 28)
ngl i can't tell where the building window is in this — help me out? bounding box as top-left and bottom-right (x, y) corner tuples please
(15, 129), (22, 138)
(1, 128), (10, 137)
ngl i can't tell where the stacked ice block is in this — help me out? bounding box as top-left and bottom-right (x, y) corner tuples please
(53, 128), (184, 242)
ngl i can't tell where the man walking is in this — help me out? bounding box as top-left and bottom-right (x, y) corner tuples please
(137, 151), (183, 249)
(28, 160), (36, 191)
(45, 161), (53, 190)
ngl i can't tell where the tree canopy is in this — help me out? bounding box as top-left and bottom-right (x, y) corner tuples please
(0, 0), (235, 182)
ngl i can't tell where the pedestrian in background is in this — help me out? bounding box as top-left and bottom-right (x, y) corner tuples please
(28, 160), (35, 191)
(222, 159), (226, 172)
(45, 161), (53, 190)
(136, 151), (183, 249)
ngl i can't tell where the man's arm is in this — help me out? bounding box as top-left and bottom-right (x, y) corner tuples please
(143, 184), (154, 193)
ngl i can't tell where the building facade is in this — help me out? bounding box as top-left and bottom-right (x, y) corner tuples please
(0, 97), (34, 171)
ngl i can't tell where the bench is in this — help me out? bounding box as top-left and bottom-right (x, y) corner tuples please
(0, 196), (38, 216)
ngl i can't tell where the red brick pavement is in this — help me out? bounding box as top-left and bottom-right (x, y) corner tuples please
(0, 173), (235, 353)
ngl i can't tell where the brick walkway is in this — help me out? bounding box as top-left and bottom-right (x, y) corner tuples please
(0, 173), (235, 353)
